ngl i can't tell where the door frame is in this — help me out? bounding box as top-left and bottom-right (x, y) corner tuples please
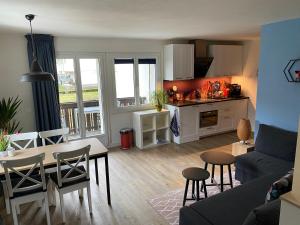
(56, 52), (109, 146)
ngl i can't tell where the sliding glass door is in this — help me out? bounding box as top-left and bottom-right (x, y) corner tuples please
(56, 54), (107, 145)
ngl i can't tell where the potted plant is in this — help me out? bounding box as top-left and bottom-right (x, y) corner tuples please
(0, 97), (22, 134)
(151, 90), (168, 112)
(0, 130), (9, 157)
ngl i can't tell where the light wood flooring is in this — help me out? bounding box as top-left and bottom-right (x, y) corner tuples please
(0, 132), (238, 225)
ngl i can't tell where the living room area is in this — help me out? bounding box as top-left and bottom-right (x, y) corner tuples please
(0, 1), (300, 225)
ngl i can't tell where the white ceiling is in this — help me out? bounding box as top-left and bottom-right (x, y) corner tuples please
(1, 0), (300, 40)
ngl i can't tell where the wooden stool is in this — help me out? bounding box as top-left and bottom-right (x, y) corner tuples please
(200, 151), (236, 192)
(182, 167), (210, 206)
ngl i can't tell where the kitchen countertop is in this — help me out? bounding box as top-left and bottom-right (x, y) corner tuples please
(166, 96), (249, 107)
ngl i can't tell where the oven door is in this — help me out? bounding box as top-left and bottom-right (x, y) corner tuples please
(199, 110), (218, 136)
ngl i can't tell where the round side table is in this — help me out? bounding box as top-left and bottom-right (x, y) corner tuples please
(182, 167), (210, 206)
(200, 151), (235, 192)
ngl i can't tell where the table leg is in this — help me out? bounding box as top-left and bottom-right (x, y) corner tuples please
(228, 164), (233, 188)
(220, 165), (224, 192)
(201, 162), (208, 192)
(196, 181), (200, 201)
(211, 164), (215, 183)
(191, 180), (195, 199)
(203, 180), (208, 198)
(105, 154), (111, 205)
(183, 179), (189, 206)
(94, 158), (99, 185)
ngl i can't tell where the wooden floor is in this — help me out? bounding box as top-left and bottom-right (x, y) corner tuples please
(0, 132), (238, 225)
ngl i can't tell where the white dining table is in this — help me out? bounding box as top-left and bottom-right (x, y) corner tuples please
(0, 137), (111, 205)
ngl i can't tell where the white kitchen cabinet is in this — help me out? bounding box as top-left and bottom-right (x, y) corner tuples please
(166, 105), (198, 144)
(207, 45), (243, 77)
(166, 98), (248, 144)
(133, 109), (170, 149)
(164, 44), (194, 80)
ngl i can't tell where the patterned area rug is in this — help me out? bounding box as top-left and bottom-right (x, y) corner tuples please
(148, 173), (240, 225)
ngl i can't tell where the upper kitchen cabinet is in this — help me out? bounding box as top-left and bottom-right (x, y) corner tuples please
(164, 44), (194, 80)
(207, 45), (243, 77)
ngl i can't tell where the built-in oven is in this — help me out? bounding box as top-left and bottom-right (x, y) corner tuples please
(199, 110), (218, 128)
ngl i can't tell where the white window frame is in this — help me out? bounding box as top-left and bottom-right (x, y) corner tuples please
(56, 52), (108, 145)
(107, 53), (161, 113)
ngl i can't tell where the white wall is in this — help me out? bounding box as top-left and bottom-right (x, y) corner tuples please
(0, 35), (259, 145)
(0, 35), (35, 132)
(232, 40), (260, 131)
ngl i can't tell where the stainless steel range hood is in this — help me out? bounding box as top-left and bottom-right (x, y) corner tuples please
(189, 40), (214, 78)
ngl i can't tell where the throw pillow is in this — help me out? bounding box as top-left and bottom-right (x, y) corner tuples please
(265, 170), (293, 203)
(242, 199), (281, 225)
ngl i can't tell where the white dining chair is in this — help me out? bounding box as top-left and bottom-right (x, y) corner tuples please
(49, 145), (92, 223)
(0, 153), (51, 225)
(39, 128), (69, 146)
(8, 132), (38, 150)
(2, 131), (39, 214)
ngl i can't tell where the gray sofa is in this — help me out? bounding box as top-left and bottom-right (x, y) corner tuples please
(235, 124), (296, 183)
(179, 124), (297, 225)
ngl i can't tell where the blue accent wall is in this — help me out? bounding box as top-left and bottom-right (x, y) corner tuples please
(256, 18), (300, 132)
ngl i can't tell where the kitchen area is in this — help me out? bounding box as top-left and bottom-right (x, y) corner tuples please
(132, 39), (259, 149)
(164, 40), (251, 144)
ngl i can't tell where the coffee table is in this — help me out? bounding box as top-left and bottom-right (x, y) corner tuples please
(200, 151), (236, 192)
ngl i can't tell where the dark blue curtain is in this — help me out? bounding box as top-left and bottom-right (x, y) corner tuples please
(25, 34), (61, 133)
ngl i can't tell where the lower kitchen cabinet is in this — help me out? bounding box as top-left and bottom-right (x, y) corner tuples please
(166, 98), (248, 144)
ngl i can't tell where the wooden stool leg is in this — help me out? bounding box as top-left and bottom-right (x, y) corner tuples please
(228, 164), (233, 188)
(191, 180), (195, 199)
(211, 164), (215, 183)
(183, 179), (190, 206)
(201, 163), (208, 192)
(202, 180), (208, 198)
(220, 165), (224, 192)
(196, 181), (200, 201)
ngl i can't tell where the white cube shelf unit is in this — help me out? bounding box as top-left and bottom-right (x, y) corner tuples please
(133, 109), (170, 149)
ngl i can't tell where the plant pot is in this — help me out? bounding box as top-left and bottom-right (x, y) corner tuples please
(0, 151), (8, 157)
(156, 104), (162, 112)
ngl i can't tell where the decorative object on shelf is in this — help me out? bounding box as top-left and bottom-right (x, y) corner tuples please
(283, 58), (300, 83)
(20, 14), (55, 82)
(0, 131), (9, 157)
(237, 118), (251, 144)
(151, 90), (168, 112)
(0, 97), (22, 134)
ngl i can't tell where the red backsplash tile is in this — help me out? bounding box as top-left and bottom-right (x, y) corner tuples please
(163, 76), (232, 93)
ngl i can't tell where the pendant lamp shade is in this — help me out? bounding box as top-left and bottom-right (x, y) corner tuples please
(21, 58), (54, 82)
(21, 14), (55, 82)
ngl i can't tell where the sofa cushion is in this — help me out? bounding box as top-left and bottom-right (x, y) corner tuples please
(242, 199), (281, 225)
(235, 151), (294, 183)
(255, 124), (297, 162)
(180, 174), (279, 225)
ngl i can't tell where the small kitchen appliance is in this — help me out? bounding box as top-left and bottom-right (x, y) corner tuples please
(229, 84), (241, 97)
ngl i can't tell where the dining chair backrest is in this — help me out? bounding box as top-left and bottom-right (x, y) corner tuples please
(39, 128), (69, 146)
(53, 145), (90, 188)
(8, 132), (38, 150)
(0, 153), (46, 198)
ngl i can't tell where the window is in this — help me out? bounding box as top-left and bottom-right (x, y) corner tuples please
(138, 58), (156, 105)
(113, 56), (157, 108)
(114, 58), (135, 107)
(56, 56), (105, 140)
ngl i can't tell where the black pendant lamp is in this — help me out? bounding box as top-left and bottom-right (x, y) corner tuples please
(21, 14), (55, 82)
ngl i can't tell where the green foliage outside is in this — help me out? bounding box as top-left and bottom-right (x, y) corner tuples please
(59, 88), (99, 103)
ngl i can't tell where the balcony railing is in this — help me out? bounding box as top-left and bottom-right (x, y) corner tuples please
(60, 100), (101, 135)
(60, 97), (147, 136)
